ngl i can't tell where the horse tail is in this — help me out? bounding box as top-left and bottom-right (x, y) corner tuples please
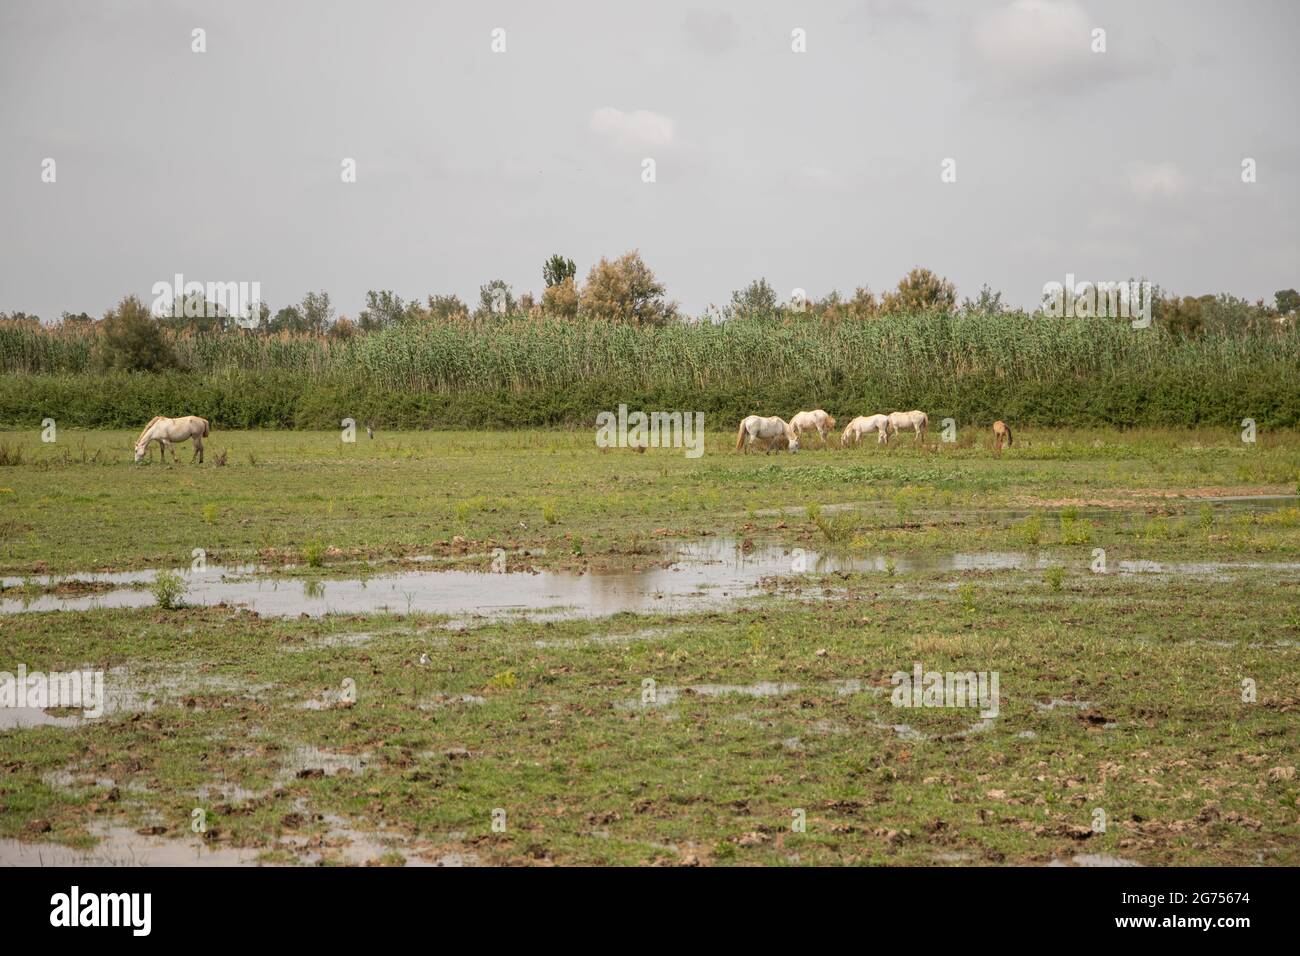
(202, 418), (210, 437)
(1005, 424), (1012, 447)
(135, 416), (163, 447)
(735, 420), (747, 451)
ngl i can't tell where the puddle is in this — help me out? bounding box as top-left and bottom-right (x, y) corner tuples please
(0, 708), (85, 731)
(4, 536), (1298, 620)
(0, 824), (263, 866)
(620, 681), (802, 709)
(1, 664), (274, 733)
(752, 495), (1300, 521)
(278, 746), (368, 782)
(0, 814), (432, 868)
(1049, 853), (1140, 867)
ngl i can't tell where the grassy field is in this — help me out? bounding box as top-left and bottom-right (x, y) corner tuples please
(2, 428), (1299, 865)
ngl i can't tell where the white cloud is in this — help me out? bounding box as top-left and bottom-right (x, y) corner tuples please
(589, 108), (675, 151)
(1127, 162), (1189, 201)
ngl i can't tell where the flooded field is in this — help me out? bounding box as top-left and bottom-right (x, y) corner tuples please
(5, 532), (1298, 620)
(2, 430), (1298, 866)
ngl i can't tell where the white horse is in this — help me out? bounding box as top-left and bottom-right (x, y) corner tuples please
(789, 409), (837, 447)
(735, 415), (799, 453)
(842, 414), (894, 446)
(887, 410), (928, 444)
(134, 415), (210, 463)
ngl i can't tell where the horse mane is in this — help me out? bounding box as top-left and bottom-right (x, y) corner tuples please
(134, 416), (165, 446)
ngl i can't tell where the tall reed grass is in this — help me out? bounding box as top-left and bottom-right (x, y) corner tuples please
(2, 314), (1296, 429)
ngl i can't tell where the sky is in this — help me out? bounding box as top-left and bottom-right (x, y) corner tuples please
(2, 0), (1297, 321)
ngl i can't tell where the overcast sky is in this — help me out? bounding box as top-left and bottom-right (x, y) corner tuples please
(2, 0), (1297, 320)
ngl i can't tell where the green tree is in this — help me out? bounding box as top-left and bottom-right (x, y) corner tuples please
(423, 294), (470, 324)
(543, 254), (577, 288)
(1275, 289), (1299, 316)
(357, 290), (408, 331)
(961, 284), (1005, 315)
(475, 279), (517, 320)
(97, 295), (178, 371)
(727, 278), (779, 320)
(1154, 294), (1209, 338)
(300, 290), (334, 332)
(268, 305), (306, 333)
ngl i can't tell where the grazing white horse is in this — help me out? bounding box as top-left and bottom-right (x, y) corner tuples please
(841, 414), (894, 446)
(887, 410), (929, 444)
(134, 415), (210, 463)
(992, 420), (1013, 451)
(735, 415), (800, 453)
(789, 409), (837, 447)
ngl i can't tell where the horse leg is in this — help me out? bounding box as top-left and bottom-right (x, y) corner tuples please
(193, 436), (203, 463)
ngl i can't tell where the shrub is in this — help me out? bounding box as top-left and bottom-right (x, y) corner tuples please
(580, 251), (677, 325)
(96, 296), (178, 372)
(151, 570), (186, 609)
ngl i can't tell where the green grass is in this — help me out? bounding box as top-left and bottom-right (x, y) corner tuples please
(1, 569), (1296, 865)
(0, 427), (1298, 576)
(1, 427), (1299, 865)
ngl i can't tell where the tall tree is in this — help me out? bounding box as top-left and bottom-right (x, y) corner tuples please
(543, 254), (577, 288)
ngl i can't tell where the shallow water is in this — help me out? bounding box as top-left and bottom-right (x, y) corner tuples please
(3, 532), (1297, 620)
(0, 825), (262, 867)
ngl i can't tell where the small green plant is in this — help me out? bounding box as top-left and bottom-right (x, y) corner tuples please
(1017, 514), (1042, 546)
(486, 669), (517, 691)
(884, 555), (897, 577)
(1198, 504), (1215, 530)
(302, 539), (327, 568)
(958, 581), (977, 612)
(151, 570), (186, 609)
(203, 502), (218, 525)
(1044, 565), (1065, 592)
(814, 512), (854, 544)
(1059, 515), (1092, 545)
(542, 501), (558, 525)
(805, 502), (821, 523)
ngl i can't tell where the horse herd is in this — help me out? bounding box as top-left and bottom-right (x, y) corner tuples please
(737, 410), (1013, 453)
(130, 412), (1012, 463)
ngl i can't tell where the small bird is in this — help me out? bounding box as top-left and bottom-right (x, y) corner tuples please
(366, 425), (374, 440)
(418, 652), (430, 666)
